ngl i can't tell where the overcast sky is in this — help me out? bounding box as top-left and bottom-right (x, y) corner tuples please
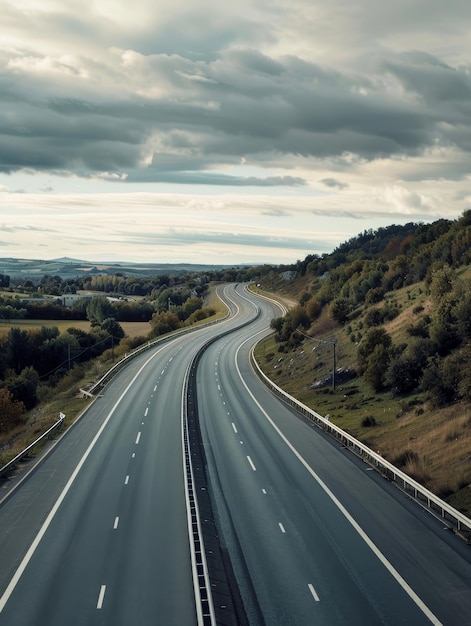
(1, 0), (470, 265)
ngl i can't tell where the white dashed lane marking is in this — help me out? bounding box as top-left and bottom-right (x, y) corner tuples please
(308, 583), (320, 602)
(97, 585), (106, 609)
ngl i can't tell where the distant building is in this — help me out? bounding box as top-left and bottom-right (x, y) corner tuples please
(61, 294), (90, 308)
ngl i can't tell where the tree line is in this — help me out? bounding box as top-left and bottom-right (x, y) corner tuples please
(0, 283), (215, 436)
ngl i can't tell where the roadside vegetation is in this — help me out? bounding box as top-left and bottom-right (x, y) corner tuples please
(0, 273), (225, 466)
(253, 210), (471, 516)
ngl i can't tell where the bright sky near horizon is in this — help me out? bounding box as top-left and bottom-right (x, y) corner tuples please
(1, 1), (471, 265)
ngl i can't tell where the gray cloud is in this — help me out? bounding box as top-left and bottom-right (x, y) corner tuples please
(127, 170), (306, 186)
(320, 178), (349, 190)
(382, 52), (471, 105)
(115, 227), (330, 253)
(1, 1), (471, 191)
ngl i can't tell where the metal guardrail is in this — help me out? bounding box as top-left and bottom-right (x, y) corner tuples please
(183, 305), (263, 626)
(0, 413), (65, 478)
(182, 357), (216, 626)
(250, 348), (471, 538)
(0, 308), (230, 480)
(87, 311), (230, 396)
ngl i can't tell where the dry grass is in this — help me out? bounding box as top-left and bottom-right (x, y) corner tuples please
(0, 319), (152, 339)
(0, 319), (92, 336)
(120, 321), (152, 338)
(384, 405), (471, 500)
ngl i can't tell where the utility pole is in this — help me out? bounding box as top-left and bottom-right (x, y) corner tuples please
(332, 340), (336, 391)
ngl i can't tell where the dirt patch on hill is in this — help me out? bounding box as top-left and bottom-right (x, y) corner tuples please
(384, 297), (432, 337)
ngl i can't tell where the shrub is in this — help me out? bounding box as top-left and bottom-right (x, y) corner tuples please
(361, 415), (377, 427)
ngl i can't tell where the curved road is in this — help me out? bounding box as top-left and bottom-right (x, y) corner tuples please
(198, 285), (471, 625)
(0, 284), (248, 625)
(0, 283), (470, 625)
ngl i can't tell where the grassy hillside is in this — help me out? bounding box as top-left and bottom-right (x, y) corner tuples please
(252, 213), (471, 517)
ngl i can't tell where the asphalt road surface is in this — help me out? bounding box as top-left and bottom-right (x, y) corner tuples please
(0, 283), (471, 625)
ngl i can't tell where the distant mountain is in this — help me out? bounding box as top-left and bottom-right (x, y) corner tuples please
(51, 256), (88, 264)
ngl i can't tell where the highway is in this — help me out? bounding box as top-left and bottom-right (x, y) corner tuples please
(0, 284), (246, 625)
(0, 283), (470, 625)
(197, 286), (471, 625)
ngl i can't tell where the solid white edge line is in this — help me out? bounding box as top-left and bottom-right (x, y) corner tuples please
(97, 585), (106, 609)
(0, 344), (169, 615)
(234, 336), (443, 626)
(308, 583), (320, 602)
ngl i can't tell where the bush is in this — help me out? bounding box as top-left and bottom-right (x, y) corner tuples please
(0, 387), (25, 434)
(392, 449), (418, 468)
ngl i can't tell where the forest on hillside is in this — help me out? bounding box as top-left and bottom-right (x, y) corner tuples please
(264, 210), (471, 410)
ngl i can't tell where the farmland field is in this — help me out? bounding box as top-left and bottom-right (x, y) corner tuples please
(0, 319), (152, 339)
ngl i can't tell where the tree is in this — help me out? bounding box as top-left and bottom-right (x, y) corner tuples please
(421, 352), (465, 407)
(305, 296), (322, 320)
(456, 281), (471, 339)
(270, 317), (283, 333)
(6, 327), (32, 373)
(429, 296), (460, 354)
(86, 297), (115, 326)
(0, 387), (25, 434)
(0, 273), (10, 288)
(387, 338), (435, 396)
(7, 367), (40, 410)
(150, 311), (180, 337)
(101, 318), (125, 342)
(364, 344), (391, 392)
(180, 296), (203, 321)
(330, 297), (351, 324)
(357, 327), (392, 373)
(429, 265), (457, 300)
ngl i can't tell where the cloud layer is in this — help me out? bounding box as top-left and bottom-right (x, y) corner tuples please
(1, 0), (470, 263)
